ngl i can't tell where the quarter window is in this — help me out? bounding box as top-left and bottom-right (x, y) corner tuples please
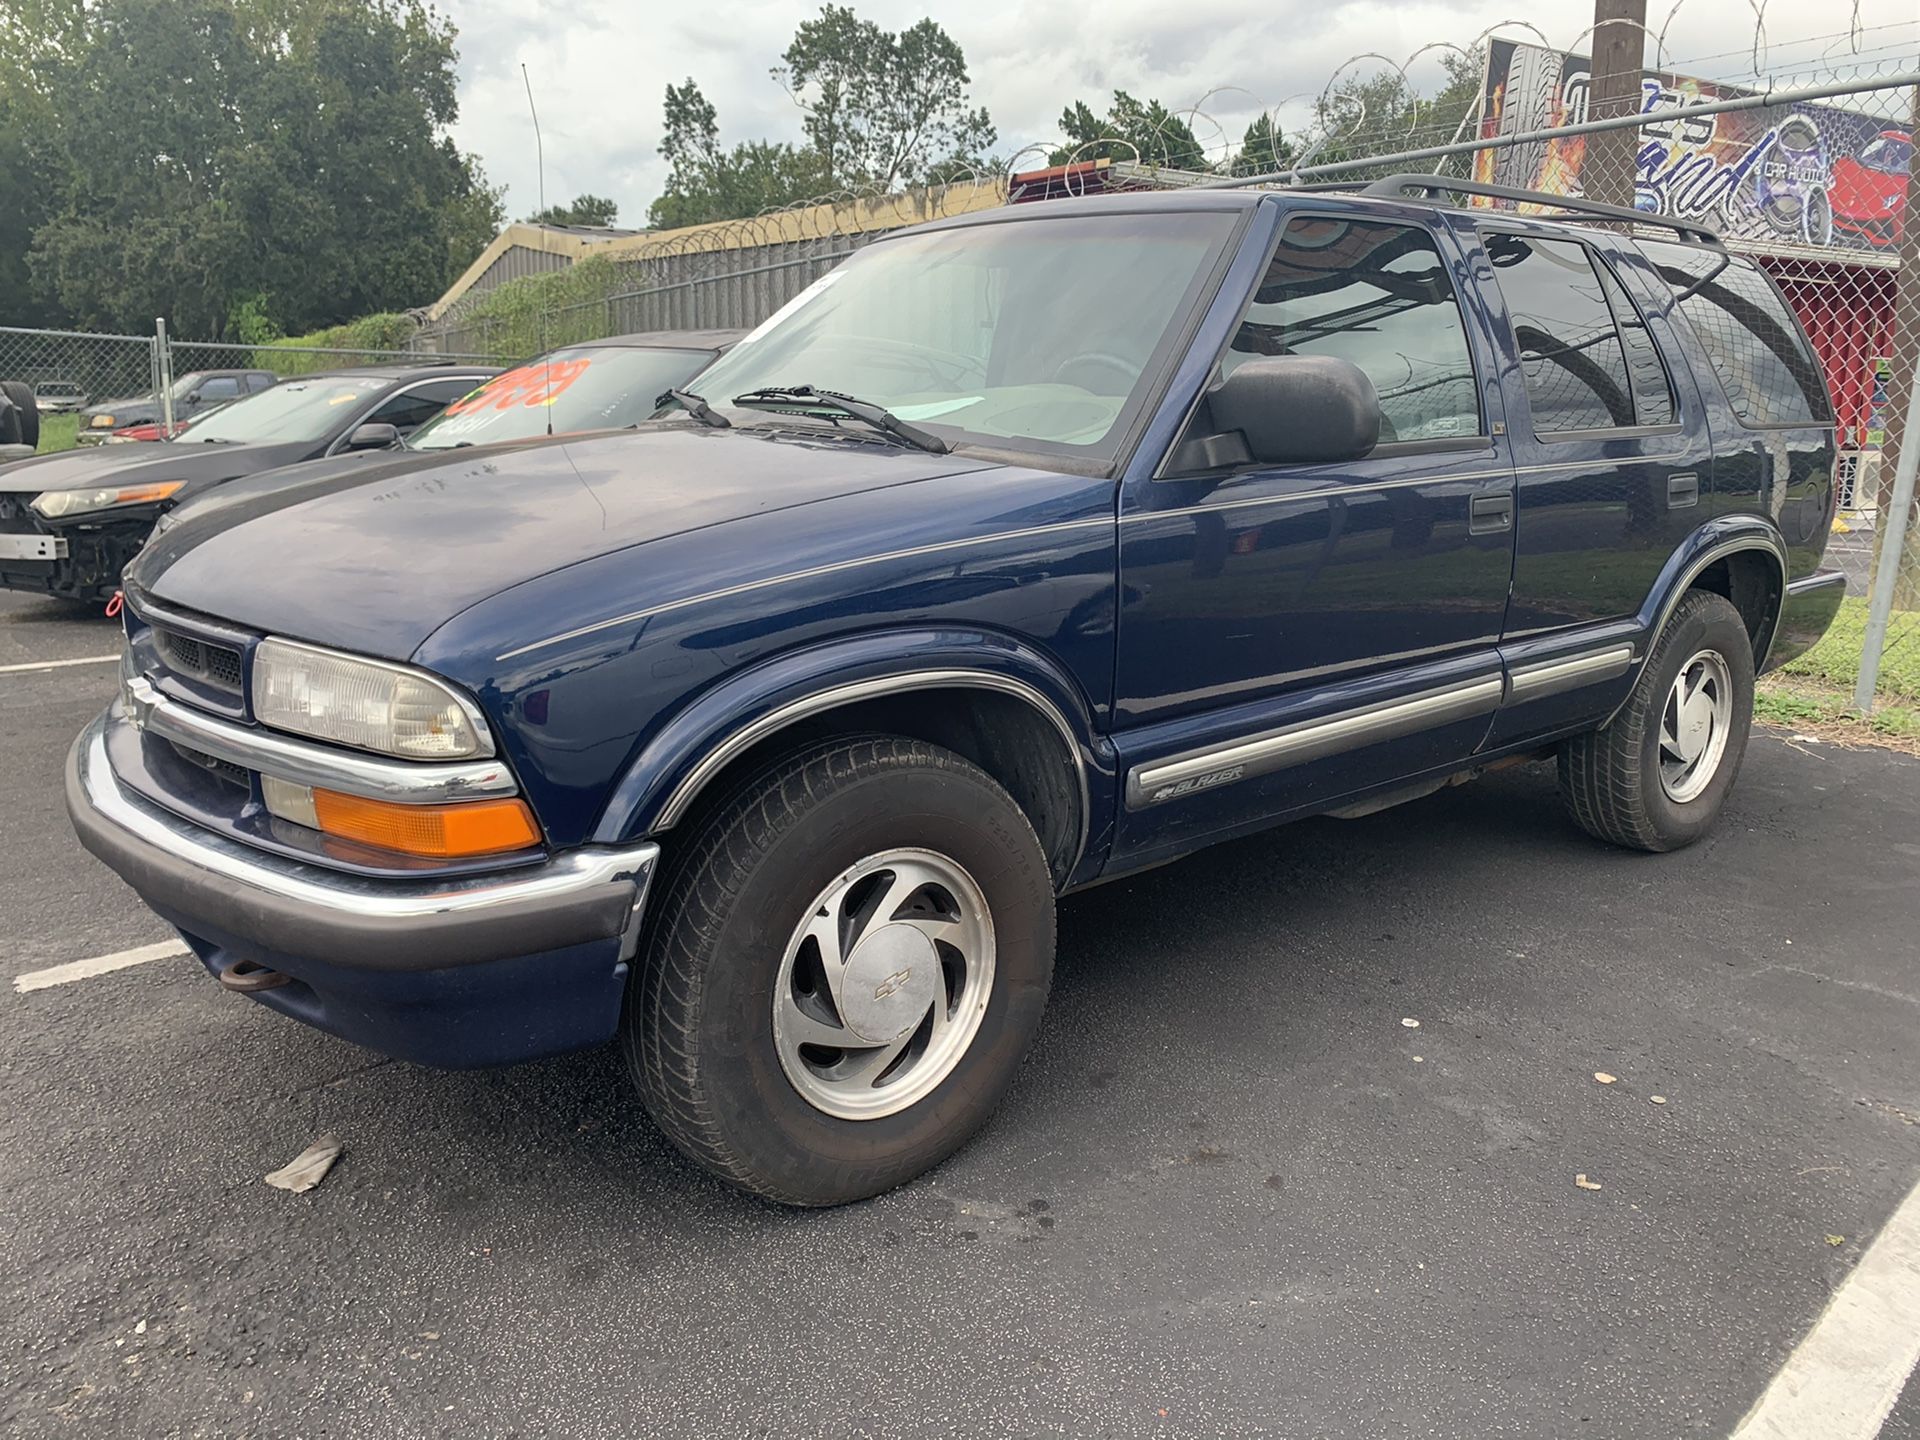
(1484, 233), (1638, 434)
(1593, 260), (1675, 426)
(1224, 217), (1482, 444)
(1635, 239), (1831, 427)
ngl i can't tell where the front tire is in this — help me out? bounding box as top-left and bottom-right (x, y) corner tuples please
(625, 736), (1056, 1206)
(1558, 589), (1755, 852)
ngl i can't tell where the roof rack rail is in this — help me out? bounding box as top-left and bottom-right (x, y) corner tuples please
(1359, 174), (1723, 246)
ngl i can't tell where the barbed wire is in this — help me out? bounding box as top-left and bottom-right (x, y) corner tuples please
(414, 13), (1915, 351)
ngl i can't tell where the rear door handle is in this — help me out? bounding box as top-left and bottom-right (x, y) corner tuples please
(1470, 491), (1514, 534)
(1668, 472), (1699, 508)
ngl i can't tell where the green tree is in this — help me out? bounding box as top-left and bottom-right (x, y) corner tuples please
(1227, 113), (1295, 178)
(25, 0), (502, 337)
(1049, 92), (1211, 172)
(1303, 49), (1486, 180)
(0, 0), (87, 325)
(772, 5), (994, 190)
(526, 194), (621, 227)
(646, 78), (826, 229)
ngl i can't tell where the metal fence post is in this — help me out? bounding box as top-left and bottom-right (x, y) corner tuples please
(1853, 354), (1920, 714)
(154, 318), (174, 434)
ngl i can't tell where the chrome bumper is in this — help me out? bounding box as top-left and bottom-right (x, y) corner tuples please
(67, 714), (659, 972)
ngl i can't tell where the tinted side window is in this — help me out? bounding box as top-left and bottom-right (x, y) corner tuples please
(367, 385), (465, 433)
(1225, 216), (1481, 444)
(1634, 240), (1831, 426)
(1484, 233), (1635, 433)
(246, 373), (277, 393)
(1592, 259), (1674, 426)
(197, 377), (242, 400)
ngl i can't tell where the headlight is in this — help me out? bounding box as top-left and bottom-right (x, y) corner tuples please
(252, 637), (492, 759)
(31, 481), (184, 519)
(89, 415), (116, 429)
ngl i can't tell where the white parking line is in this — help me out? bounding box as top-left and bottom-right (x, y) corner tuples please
(0, 653), (120, 675)
(1730, 1175), (1920, 1440)
(13, 940), (191, 994)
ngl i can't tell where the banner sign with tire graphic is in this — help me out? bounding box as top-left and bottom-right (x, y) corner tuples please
(1472, 39), (1911, 256)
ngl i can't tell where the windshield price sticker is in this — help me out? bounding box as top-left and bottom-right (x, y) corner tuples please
(448, 358), (593, 416)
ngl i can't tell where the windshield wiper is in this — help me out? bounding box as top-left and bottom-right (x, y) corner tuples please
(732, 385), (947, 454)
(662, 387), (731, 429)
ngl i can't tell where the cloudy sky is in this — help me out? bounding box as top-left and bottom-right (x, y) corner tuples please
(443, 0), (1918, 228)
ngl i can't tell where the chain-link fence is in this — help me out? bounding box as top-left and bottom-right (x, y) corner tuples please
(0, 322), (514, 447)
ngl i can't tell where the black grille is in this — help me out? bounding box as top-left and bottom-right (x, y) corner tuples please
(154, 625), (245, 694)
(168, 740), (250, 791)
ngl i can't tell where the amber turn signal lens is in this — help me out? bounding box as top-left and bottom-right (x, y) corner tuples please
(309, 789), (541, 858)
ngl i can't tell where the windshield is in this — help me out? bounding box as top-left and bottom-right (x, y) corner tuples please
(684, 211), (1240, 462)
(1858, 134), (1912, 174)
(178, 376), (385, 444)
(407, 345), (720, 450)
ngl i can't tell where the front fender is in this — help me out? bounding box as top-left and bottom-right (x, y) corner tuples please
(589, 627), (1116, 867)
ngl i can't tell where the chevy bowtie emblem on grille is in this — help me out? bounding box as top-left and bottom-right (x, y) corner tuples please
(873, 968), (913, 1001)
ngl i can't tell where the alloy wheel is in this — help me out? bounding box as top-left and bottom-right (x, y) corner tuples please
(772, 847), (995, 1120)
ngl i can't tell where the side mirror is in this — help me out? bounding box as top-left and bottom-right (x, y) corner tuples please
(1207, 355), (1381, 466)
(345, 422), (401, 452)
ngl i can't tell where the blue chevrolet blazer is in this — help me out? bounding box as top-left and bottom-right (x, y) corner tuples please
(69, 177), (1846, 1204)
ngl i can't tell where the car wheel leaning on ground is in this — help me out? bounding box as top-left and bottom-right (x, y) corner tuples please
(1558, 589), (1756, 853)
(0, 382), (40, 449)
(625, 736), (1057, 1206)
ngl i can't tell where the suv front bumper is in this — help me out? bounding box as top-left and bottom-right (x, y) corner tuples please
(66, 714), (659, 1067)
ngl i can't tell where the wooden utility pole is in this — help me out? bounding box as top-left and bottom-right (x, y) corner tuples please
(1586, 0), (1648, 210)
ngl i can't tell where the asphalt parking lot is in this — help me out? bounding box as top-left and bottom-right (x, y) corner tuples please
(3, 588), (1917, 1440)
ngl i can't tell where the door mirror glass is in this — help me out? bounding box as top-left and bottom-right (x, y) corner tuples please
(345, 421), (401, 451)
(1207, 355), (1381, 466)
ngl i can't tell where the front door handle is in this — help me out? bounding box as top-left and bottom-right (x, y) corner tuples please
(1470, 491), (1514, 534)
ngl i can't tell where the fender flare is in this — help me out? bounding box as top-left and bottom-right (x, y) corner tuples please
(589, 628), (1106, 870)
(1608, 518), (1787, 723)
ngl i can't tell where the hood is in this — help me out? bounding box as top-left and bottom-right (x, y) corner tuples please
(0, 440), (314, 495)
(83, 395), (159, 422)
(129, 424), (1000, 660)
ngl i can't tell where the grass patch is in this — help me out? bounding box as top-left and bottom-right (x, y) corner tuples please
(1756, 674), (1920, 752)
(34, 413), (81, 454)
(1778, 596), (1920, 703)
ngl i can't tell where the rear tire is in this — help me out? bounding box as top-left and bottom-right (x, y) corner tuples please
(625, 736), (1057, 1206)
(1558, 590), (1755, 852)
(1, 382), (40, 449)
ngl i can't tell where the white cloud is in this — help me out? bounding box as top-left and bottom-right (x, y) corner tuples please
(442, 0), (1917, 226)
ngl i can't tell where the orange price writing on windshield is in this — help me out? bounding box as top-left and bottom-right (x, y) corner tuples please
(447, 358), (592, 415)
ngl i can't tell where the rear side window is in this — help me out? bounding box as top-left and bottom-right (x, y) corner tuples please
(1483, 233), (1638, 434)
(1635, 240), (1831, 427)
(1593, 260), (1674, 426)
(1225, 216), (1482, 444)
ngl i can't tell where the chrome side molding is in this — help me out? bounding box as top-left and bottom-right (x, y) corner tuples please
(1506, 644), (1635, 703)
(1127, 675), (1504, 810)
